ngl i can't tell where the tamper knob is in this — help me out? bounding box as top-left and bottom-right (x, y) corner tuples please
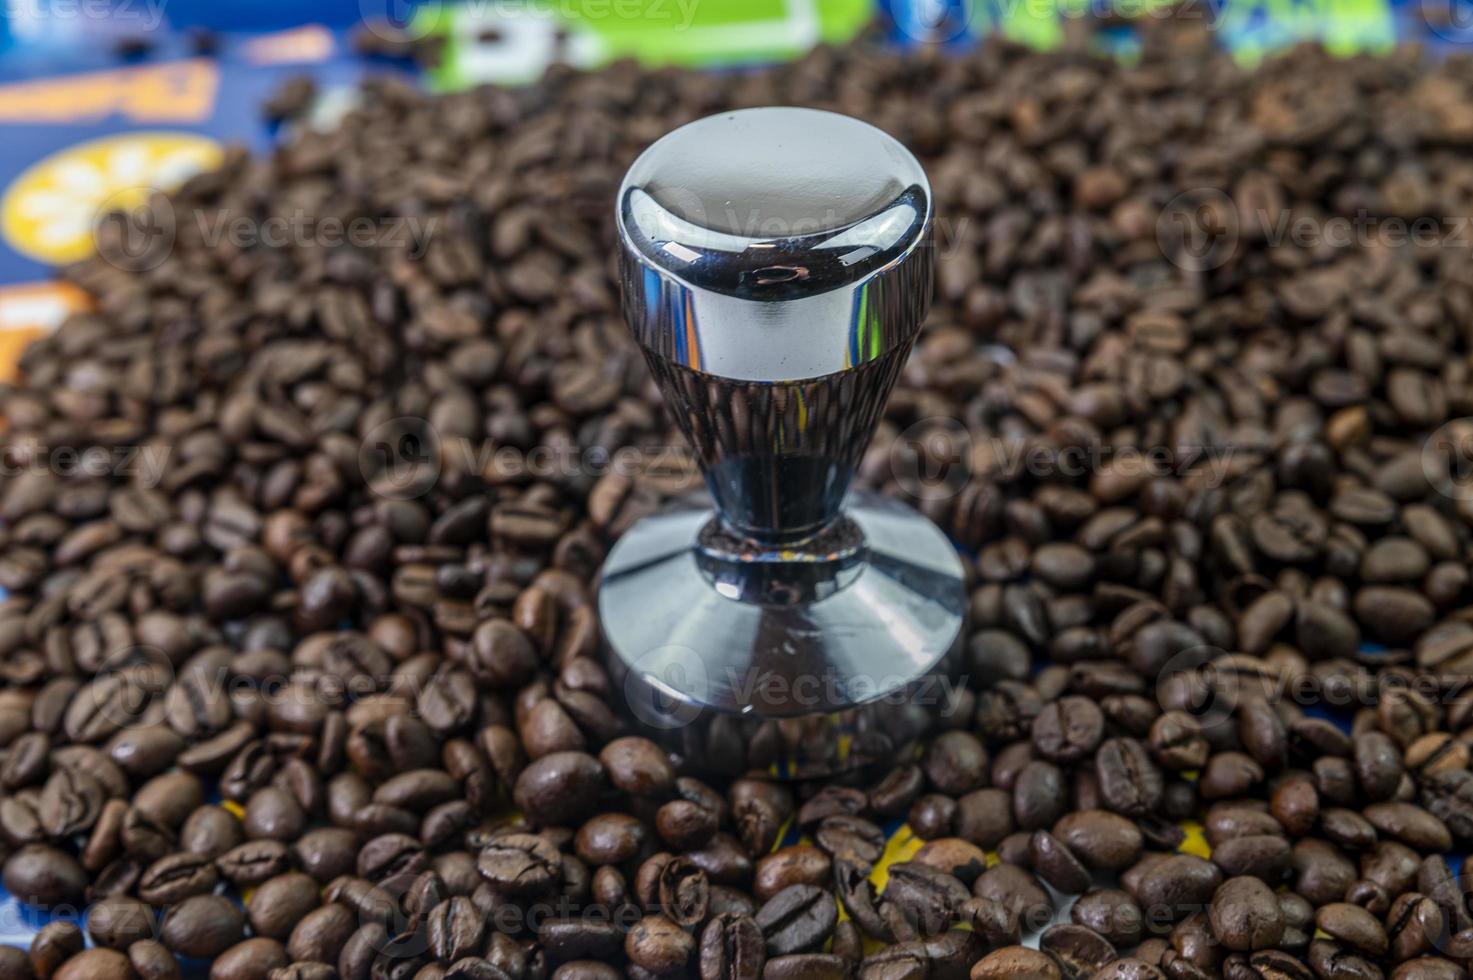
(600, 109), (964, 773)
(617, 107), (934, 542)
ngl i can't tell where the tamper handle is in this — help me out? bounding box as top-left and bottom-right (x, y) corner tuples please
(617, 108), (934, 544)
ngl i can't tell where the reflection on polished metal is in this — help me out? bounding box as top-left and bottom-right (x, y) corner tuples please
(600, 108), (967, 777)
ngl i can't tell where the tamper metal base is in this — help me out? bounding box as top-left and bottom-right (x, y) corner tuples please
(599, 490), (967, 778)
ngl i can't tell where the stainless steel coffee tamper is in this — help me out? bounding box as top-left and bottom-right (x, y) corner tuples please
(599, 107), (967, 778)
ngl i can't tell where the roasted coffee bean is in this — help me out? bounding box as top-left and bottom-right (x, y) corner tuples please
(29, 921), (84, 980)
(883, 861), (971, 936)
(138, 851), (219, 905)
(3, 844), (87, 906)
(1040, 924), (1116, 980)
(1031, 831), (1092, 894)
(754, 846), (832, 901)
(513, 752), (607, 827)
(972, 947), (1061, 980)
(0, 22), (1472, 980)
(627, 914), (695, 976)
(763, 954), (847, 980)
(213, 938), (290, 980)
(477, 833), (561, 895)
(1131, 855), (1222, 922)
(54, 949), (136, 980)
(924, 732), (990, 796)
(179, 805), (244, 860)
(600, 737), (676, 799)
(295, 827), (360, 883)
(426, 897), (486, 963)
(161, 894), (247, 959)
(1210, 877), (1285, 951)
(701, 913), (765, 980)
(1096, 739), (1164, 817)
(912, 838), (988, 884)
(539, 919), (618, 960)
(755, 885), (837, 956)
(1015, 761), (1068, 830)
(659, 857), (711, 927)
(0, 946), (35, 980)
(248, 873), (322, 941)
(1053, 811), (1143, 872)
(813, 815), (885, 868)
(287, 904), (358, 964)
(973, 863), (1053, 935)
(1034, 698), (1106, 763)
(1072, 889), (1144, 948)
(87, 895), (157, 949)
(1315, 904), (1389, 957)
(217, 840), (292, 886)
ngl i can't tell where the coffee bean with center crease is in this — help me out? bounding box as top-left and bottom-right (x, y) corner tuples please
(1033, 697), (1105, 763)
(1210, 876), (1286, 951)
(882, 861), (971, 936)
(138, 851), (219, 905)
(755, 885), (838, 956)
(700, 913), (765, 980)
(476, 832), (562, 895)
(427, 897), (486, 963)
(1095, 738), (1164, 817)
(217, 839), (292, 887)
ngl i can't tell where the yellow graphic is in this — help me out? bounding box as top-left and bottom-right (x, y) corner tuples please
(243, 25), (336, 65)
(0, 281), (91, 381)
(0, 60), (219, 124)
(0, 325), (44, 384)
(1, 132), (222, 265)
(1178, 819), (1212, 859)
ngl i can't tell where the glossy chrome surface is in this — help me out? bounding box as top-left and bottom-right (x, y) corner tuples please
(618, 108), (935, 542)
(600, 491), (966, 727)
(603, 111), (961, 776)
(617, 107), (934, 383)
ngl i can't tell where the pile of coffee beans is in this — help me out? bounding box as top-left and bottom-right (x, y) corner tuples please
(1, 14), (1472, 980)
